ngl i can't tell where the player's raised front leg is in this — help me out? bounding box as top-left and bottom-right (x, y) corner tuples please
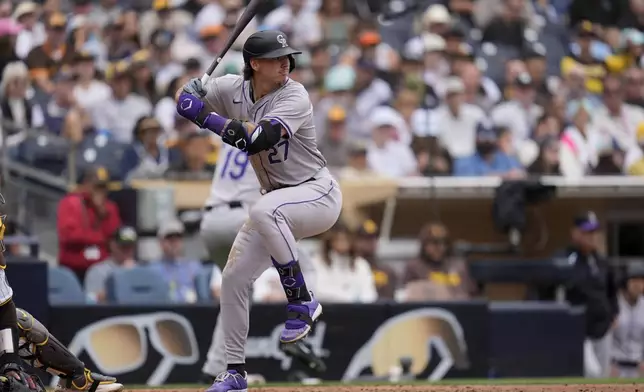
(248, 175), (342, 343)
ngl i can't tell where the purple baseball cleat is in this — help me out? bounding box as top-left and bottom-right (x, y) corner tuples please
(206, 370), (247, 392)
(280, 293), (323, 343)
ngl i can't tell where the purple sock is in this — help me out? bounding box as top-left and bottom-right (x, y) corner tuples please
(272, 258), (312, 302)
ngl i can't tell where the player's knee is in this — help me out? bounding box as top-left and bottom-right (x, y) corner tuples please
(221, 264), (245, 288)
(248, 204), (274, 229)
(16, 308), (47, 345)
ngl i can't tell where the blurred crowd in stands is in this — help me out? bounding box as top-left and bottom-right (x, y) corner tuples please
(54, 165), (478, 305)
(2, 0), (644, 181)
(0, 0), (642, 377)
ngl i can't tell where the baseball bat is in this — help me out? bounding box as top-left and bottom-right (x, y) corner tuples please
(200, 0), (262, 86)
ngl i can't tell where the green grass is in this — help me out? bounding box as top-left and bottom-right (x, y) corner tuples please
(125, 378), (644, 389)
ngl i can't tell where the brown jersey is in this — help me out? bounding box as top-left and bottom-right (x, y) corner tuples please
(403, 257), (473, 300)
(25, 43), (75, 81)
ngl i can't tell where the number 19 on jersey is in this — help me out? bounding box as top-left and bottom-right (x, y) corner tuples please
(220, 149), (249, 180)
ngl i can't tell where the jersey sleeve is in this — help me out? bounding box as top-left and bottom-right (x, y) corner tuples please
(261, 85), (312, 138)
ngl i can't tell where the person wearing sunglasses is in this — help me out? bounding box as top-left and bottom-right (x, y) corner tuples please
(0, 193), (123, 392)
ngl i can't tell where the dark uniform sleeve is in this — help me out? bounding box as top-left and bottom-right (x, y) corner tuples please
(605, 261), (619, 321)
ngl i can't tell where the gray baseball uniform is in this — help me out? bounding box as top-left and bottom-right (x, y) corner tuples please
(202, 75), (342, 366)
(200, 142), (318, 377)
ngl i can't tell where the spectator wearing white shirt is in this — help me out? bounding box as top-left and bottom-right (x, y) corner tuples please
(369, 106), (411, 146)
(404, 4), (452, 60)
(193, 0), (226, 33)
(12, 2), (45, 60)
(72, 51), (110, 115)
(491, 73), (544, 147)
(560, 99), (601, 178)
(92, 61), (152, 143)
(0, 61), (44, 148)
(352, 59), (393, 135)
(155, 75), (187, 135)
(459, 62), (502, 113)
(431, 76), (486, 159)
(593, 74), (644, 153)
(262, 0), (321, 48)
(311, 224), (378, 303)
(366, 109), (418, 178)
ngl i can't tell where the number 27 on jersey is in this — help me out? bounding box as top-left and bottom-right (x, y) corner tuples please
(220, 141), (290, 179)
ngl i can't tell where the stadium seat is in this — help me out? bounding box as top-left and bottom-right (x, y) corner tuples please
(20, 134), (70, 175)
(71, 133), (127, 181)
(105, 266), (171, 304)
(477, 43), (521, 86)
(48, 266), (86, 305)
(195, 265), (214, 303)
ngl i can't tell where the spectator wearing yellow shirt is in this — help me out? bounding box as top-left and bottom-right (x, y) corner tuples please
(560, 21), (607, 95)
(625, 124), (644, 175)
(605, 29), (644, 75)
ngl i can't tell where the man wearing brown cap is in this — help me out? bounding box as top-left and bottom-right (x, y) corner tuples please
(318, 105), (350, 168)
(25, 12), (74, 94)
(402, 222), (473, 301)
(353, 220), (398, 300)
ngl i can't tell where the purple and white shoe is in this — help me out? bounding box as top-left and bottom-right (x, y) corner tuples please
(280, 292), (323, 343)
(206, 370), (247, 392)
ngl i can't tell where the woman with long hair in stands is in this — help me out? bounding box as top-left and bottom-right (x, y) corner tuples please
(310, 223), (378, 303)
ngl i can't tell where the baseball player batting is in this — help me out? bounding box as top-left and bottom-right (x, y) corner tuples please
(0, 194), (123, 392)
(200, 141), (320, 380)
(176, 30), (342, 392)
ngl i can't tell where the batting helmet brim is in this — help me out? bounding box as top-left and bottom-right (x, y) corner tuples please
(252, 46), (302, 59)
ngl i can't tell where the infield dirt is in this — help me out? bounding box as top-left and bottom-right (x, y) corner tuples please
(143, 385), (642, 392)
